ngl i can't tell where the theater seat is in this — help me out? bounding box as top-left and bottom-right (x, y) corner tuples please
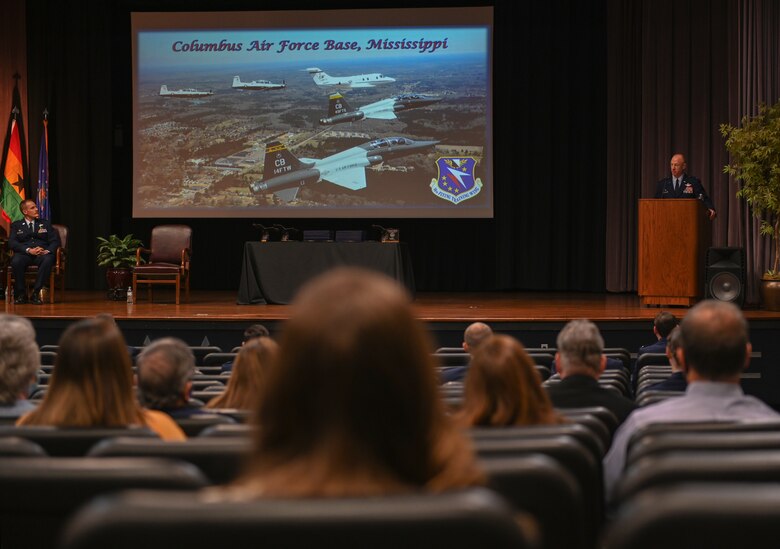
(61, 487), (534, 549)
(627, 430), (780, 467)
(604, 483), (780, 549)
(615, 449), (780, 504)
(473, 433), (602, 548)
(0, 436), (47, 457)
(481, 454), (586, 549)
(88, 436), (252, 485)
(0, 426), (158, 456)
(173, 413), (236, 437)
(0, 457), (207, 549)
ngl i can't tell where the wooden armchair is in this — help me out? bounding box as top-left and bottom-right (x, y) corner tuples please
(132, 225), (192, 305)
(5, 223), (67, 303)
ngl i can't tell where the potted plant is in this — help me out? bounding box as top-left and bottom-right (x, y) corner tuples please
(720, 100), (780, 309)
(96, 234), (145, 300)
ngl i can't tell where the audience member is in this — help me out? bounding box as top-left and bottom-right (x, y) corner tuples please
(206, 338), (278, 411)
(136, 337), (207, 419)
(456, 334), (564, 427)
(17, 316), (185, 440)
(0, 314), (38, 418)
(603, 300), (780, 500)
(217, 267), (483, 498)
(221, 323), (270, 373)
(440, 322), (493, 383)
(643, 327), (687, 393)
(638, 311), (678, 356)
(545, 319), (636, 425)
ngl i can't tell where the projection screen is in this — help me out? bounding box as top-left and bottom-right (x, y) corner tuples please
(132, 7), (493, 218)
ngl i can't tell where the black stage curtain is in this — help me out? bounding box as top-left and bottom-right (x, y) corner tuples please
(24, 0), (608, 293)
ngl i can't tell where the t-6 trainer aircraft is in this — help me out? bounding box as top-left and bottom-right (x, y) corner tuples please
(231, 76), (286, 90)
(250, 137), (438, 202)
(306, 67), (396, 88)
(159, 85), (213, 97)
(319, 92), (442, 125)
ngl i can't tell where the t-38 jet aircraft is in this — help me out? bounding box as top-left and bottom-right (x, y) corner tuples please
(231, 76), (286, 90)
(250, 137), (438, 202)
(319, 92), (442, 125)
(159, 85), (213, 97)
(306, 67), (395, 88)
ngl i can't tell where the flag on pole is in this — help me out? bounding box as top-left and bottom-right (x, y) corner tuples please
(1, 115), (25, 234)
(36, 113), (50, 221)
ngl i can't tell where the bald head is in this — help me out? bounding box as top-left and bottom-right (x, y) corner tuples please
(463, 322), (493, 355)
(670, 154), (686, 178)
(679, 300), (749, 380)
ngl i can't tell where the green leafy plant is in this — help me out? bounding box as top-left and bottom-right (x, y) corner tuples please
(96, 234), (145, 269)
(721, 100), (780, 276)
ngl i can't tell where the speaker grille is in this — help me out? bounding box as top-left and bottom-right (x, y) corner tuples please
(709, 272), (742, 302)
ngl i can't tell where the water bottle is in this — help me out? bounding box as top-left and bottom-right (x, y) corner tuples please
(126, 286), (134, 304)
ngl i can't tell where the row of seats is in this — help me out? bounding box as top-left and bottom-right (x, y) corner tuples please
(603, 421), (780, 548)
(17, 413), (780, 546)
(0, 414), (617, 549)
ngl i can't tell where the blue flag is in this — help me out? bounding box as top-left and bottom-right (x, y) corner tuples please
(36, 116), (49, 220)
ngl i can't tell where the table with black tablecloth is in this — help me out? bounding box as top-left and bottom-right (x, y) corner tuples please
(237, 242), (415, 305)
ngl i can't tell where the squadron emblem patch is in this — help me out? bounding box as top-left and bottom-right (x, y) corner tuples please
(430, 157), (482, 204)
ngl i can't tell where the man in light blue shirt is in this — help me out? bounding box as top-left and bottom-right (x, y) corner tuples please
(603, 300), (779, 501)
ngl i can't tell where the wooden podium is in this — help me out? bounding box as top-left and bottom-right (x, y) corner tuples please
(638, 199), (711, 306)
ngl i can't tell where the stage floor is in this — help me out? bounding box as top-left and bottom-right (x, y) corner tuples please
(5, 289), (780, 322)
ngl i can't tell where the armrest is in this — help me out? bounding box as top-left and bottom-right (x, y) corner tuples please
(55, 246), (65, 272)
(181, 248), (191, 270)
(136, 247), (151, 266)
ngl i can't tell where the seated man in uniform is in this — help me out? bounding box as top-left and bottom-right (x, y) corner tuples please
(9, 199), (60, 304)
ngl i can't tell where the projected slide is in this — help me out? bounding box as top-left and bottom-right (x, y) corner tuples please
(132, 8), (492, 218)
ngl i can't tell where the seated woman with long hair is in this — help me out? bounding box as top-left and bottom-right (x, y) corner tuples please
(205, 337), (278, 411)
(456, 334), (565, 427)
(17, 316), (185, 440)
(219, 267), (483, 498)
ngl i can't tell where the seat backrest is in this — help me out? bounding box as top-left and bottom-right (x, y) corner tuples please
(53, 224), (68, 250)
(557, 405), (620, 435)
(0, 436), (47, 457)
(202, 352), (237, 366)
(187, 346), (224, 364)
(173, 414), (236, 437)
(0, 426), (158, 456)
(615, 449), (780, 504)
(604, 482), (780, 549)
(627, 420), (780, 454)
(473, 434), (602, 546)
(481, 454), (586, 549)
(635, 390), (684, 407)
(61, 487), (533, 549)
(198, 423), (253, 437)
(627, 429), (780, 467)
(88, 436), (252, 485)
(149, 225), (192, 264)
(0, 456), (207, 549)
(556, 412), (612, 449)
(470, 422), (606, 461)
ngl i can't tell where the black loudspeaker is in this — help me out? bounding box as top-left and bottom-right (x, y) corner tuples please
(705, 247), (745, 307)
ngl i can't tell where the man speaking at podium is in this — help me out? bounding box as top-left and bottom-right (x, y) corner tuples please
(655, 153), (717, 220)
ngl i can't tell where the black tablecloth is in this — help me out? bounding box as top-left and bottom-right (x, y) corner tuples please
(237, 242), (415, 305)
